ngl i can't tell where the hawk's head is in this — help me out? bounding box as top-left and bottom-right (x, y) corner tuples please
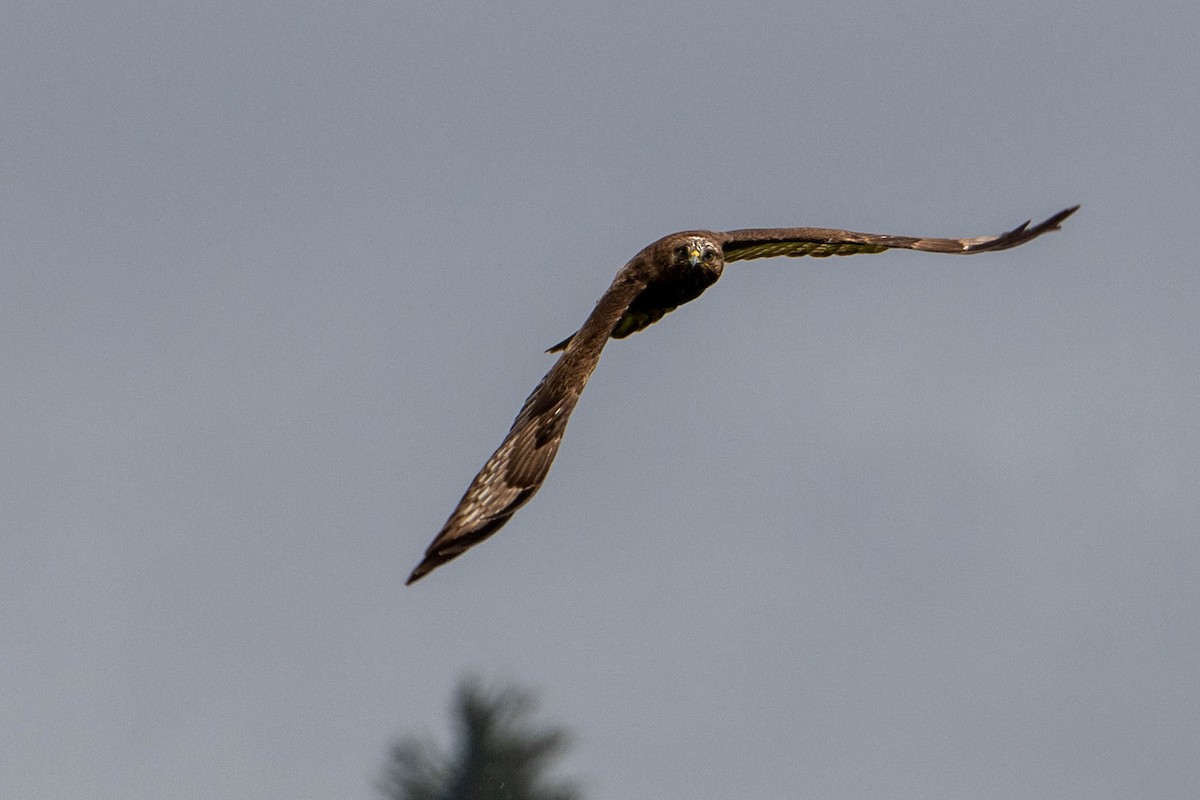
(671, 234), (723, 278)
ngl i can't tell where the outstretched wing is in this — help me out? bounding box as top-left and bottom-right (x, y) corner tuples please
(407, 264), (647, 584)
(720, 206), (1078, 262)
(405, 373), (577, 585)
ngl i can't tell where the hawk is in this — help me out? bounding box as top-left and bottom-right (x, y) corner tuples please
(407, 205), (1078, 584)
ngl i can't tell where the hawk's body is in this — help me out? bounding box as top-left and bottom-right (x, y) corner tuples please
(407, 206), (1078, 584)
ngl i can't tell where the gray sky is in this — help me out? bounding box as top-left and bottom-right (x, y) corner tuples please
(3, 1), (1197, 797)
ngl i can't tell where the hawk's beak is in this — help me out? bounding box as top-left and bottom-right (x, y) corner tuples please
(688, 248), (702, 267)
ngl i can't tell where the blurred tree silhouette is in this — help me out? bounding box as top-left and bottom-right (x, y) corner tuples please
(377, 677), (582, 800)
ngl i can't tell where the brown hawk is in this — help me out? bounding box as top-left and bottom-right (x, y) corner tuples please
(407, 205), (1078, 584)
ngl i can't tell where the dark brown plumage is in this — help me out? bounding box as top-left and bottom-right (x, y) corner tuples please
(407, 205), (1078, 584)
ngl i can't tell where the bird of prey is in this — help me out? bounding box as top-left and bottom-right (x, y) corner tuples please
(407, 205), (1078, 584)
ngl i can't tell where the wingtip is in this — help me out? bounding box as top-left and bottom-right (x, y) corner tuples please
(406, 549), (454, 585)
(1027, 204), (1080, 238)
(973, 204), (1080, 252)
(405, 562), (430, 586)
(1050, 204), (1081, 226)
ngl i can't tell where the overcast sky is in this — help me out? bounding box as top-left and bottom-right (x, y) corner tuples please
(3, 1), (1197, 798)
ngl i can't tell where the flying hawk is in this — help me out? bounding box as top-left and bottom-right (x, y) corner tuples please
(407, 205), (1078, 584)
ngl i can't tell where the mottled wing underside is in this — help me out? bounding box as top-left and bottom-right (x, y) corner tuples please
(724, 239), (890, 260)
(405, 378), (575, 584)
(721, 205), (1079, 262)
(406, 266), (648, 584)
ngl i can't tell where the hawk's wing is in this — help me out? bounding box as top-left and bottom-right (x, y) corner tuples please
(720, 206), (1078, 262)
(407, 264), (647, 584)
